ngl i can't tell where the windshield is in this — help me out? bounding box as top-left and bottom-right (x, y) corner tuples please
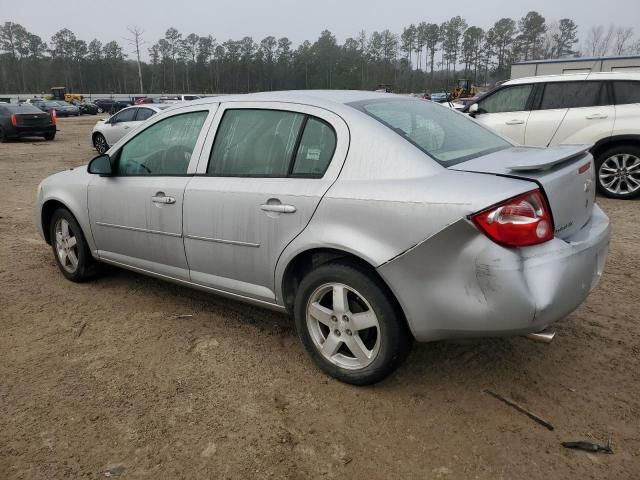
(349, 98), (511, 166)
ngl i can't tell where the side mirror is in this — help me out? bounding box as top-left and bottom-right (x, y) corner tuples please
(88, 154), (114, 176)
(468, 103), (479, 115)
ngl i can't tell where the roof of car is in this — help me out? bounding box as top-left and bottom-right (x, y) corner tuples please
(183, 90), (400, 112)
(505, 71), (640, 85)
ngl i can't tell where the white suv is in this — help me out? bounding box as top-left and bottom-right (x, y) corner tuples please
(468, 72), (640, 199)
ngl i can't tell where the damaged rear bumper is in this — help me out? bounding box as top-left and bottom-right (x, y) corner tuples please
(377, 204), (610, 342)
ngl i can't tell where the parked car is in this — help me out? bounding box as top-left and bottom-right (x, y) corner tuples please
(160, 94), (202, 103)
(91, 104), (169, 153)
(29, 99), (79, 117)
(465, 72), (640, 199)
(36, 91), (610, 385)
(72, 99), (99, 115)
(0, 102), (56, 141)
(93, 99), (129, 114)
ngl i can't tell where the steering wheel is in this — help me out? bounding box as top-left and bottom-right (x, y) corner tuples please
(162, 145), (192, 170)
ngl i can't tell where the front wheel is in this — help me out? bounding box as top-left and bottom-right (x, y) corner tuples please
(595, 145), (640, 199)
(93, 133), (108, 154)
(49, 208), (100, 282)
(294, 262), (412, 385)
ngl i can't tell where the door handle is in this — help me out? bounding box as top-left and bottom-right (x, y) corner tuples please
(260, 204), (296, 213)
(585, 114), (608, 120)
(505, 119), (524, 125)
(152, 193), (176, 204)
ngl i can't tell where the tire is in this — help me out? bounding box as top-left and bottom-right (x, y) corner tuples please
(294, 261), (413, 385)
(595, 144), (640, 199)
(49, 208), (100, 282)
(0, 127), (6, 143)
(44, 132), (55, 141)
(97, 107), (104, 113)
(93, 133), (108, 154)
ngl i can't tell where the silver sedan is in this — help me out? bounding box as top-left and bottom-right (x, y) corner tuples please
(36, 91), (610, 385)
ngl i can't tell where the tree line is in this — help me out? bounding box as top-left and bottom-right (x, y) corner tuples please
(1, 12), (639, 96)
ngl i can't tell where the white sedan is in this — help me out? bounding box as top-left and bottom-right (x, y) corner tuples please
(91, 105), (169, 153)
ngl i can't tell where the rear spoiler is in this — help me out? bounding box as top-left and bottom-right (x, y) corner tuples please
(507, 145), (591, 172)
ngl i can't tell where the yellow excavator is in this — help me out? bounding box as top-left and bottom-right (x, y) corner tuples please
(50, 87), (83, 103)
(450, 79), (477, 100)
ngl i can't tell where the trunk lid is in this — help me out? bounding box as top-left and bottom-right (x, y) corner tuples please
(16, 112), (51, 126)
(451, 145), (596, 239)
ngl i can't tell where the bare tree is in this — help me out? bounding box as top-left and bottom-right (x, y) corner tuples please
(613, 27), (634, 55)
(586, 24), (615, 56)
(125, 26), (145, 93)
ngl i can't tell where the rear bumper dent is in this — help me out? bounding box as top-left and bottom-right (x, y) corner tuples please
(377, 204), (610, 342)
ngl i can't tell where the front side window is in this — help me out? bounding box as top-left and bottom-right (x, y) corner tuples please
(111, 108), (136, 124)
(350, 98), (511, 166)
(116, 111), (208, 175)
(613, 81), (640, 105)
(477, 85), (533, 113)
(539, 81), (606, 109)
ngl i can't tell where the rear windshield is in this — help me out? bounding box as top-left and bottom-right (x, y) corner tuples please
(2, 104), (43, 114)
(349, 98), (511, 166)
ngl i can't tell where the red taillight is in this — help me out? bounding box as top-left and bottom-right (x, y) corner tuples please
(10, 114), (18, 127)
(471, 189), (554, 247)
(51, 109), (57, 125)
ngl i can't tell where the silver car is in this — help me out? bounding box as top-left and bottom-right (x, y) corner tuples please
(91, 105), (169, 154)
(36, 91), (610, 385)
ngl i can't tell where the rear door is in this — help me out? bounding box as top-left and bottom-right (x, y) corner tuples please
(538, 81), (614, 146)
(184, 102), (349, 302)
(473, 83), (534, 144)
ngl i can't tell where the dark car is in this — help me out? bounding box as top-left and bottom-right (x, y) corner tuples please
(30, 99), (79, 117)
(0, 103), (56, 141)
(72, 99), (98, 115)
(93, 99), (129, 114)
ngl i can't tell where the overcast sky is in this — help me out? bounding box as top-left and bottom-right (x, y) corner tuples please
(2, 0), (640, 55)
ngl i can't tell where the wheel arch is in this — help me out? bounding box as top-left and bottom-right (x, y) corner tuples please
(40, 197), (96, 254)
(278, 247), (411, 335)
(590, 134), (640, 161)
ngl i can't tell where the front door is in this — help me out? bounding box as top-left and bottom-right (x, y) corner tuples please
(102, 107), (139, 146)
(474, 83), (535, 144)
(184, 102), (349, 302)
(88, 109), (211, 279)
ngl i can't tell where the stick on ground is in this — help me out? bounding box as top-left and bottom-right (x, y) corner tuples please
(484, 389), (554, 431)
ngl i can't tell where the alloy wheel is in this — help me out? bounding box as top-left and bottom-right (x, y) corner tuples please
(94, 134), (108, 154)
(598, 153), (640, 196)
(54, 218), (79, 274)
(306, 283), (380, 370)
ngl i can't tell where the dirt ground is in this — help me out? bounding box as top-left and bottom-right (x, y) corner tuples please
(1, 116), (639, 480)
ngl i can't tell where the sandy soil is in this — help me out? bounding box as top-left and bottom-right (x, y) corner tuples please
(1, 116), (639, 479)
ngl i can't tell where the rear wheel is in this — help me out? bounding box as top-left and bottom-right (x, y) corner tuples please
(93, 133), (108, 154)
(294, 261), (412, 385)
(49, 208), (100, 282)
(0, 127), (6, 143)
(44, 132), (55, 141)
(595, 144), (640, 199)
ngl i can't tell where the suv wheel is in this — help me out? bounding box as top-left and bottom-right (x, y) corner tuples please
(595, 144), (640, 199)
(49, 208), (100, 282)
(294, 261), (412, 385)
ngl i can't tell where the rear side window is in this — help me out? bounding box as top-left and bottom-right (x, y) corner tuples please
(539, 81), (607, 109)
(291, 118), (336, 177)
(207, 109), (337, 178)
(477, 84), (533, 113)
(136, 108), (155, 121)
(613, 81), (640, 104)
